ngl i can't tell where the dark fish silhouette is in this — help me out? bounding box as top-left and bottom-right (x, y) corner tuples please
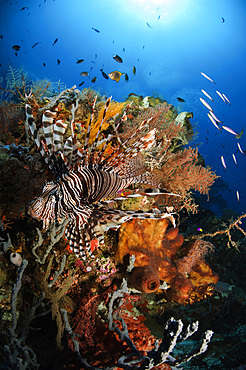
(222, 17), (225, 23)
(43, 62), (46, 66)
(123, 47), (125, 52)
(146, 22), (153, 28)
(80, 71), (89, 76)
(92, 27), (100, 33)
(0, 35), (3, 39)
(52, 38), (58, 46)
(132, 66), (136, 75)
(124, 73), (129, 82)
(79, 81), (85, 87)
(76, 59), (84, 64)
(91, 77), (97, 83)
(177, 97), (185, 103)
(57, 59), (61, 65)
(32, 42), (41, 48)
(12, 45), (21, 51)
(19, 7), (26, 11)
(113, 54), (123, 63)
(100, 69), (109, 79)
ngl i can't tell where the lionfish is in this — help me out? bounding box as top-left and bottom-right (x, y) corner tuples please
(26, 95), (177, 258)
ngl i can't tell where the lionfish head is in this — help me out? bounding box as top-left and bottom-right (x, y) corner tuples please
(28, 182), (60, 228)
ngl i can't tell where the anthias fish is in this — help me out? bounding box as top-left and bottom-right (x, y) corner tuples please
(177, 97), (185, 103)
(200, 97), (213, 111)
(222, 126), (238, 136)
(80, 71), (89, 76)
(201, 89), (213, 101)
(216, 90), (226, 103)
(232, 153), (238, 166)
(91, 76), (97, 83)
(221, 155), (226, 170)
(76, 59), (84, 64)
(236, 191), (240, 202)
(207, 113), (221, 132)
(237, 142), (245, 155)
(201, 72), (216, 84)
(25, 97), (175, 258)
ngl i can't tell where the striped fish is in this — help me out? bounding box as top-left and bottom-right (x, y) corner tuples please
(26, 98), (177, 259)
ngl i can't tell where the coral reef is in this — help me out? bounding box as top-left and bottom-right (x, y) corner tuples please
(2, 76), (243, 369)
(117, 218), (218, 304)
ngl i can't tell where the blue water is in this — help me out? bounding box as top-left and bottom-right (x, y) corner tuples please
(0, 0), (246, 215)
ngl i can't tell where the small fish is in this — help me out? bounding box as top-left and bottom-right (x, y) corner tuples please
(200, 97), (213, 111)
(124, 73), (129, 82)
(57, 58), (61, 65)
(91, 61), (95, 64)
(197, 227), (203, 232)
(208, 113), (221, 131)
(76, 59), (84, 64)
(216, 90), (226, 103)
(32, 42), (41, 48)
(158, 15), (161, 20)
(108, 71), (123, 83)
(92, 27), (100, 33)
(143, 45), (145, 49)
(52, 38), (58, 46)
(80, 71), (89, 76)
(222, 17), (225, 23)
(237, 142), (245, 154)
(222, 93), (231, 105)
(201, 89), (213, 101)
(91, 76), (97, 83)
(201, 72), (216, 84)
(123, 48), (125, 52)
(209, 111), (223, 123)
(149, 72), (151, 76)
(236, 191), (240, 202)
(133, 66), (136, 75)
(146, 22), (153, 28)
(177, 97), (185, 103)
(0, 35), (3, 39)
(222, 126), (238, 136)
(205, 136), (209, 143)
(15, 52), (17, 56)
(95, 53), (97, 59)
(221, 155), (226, 170)
(19, 7), (26, 10)
(113, 54), (123, 63)
(232, 153), (238, 166)
(79, 81), (85, 87)
(43, 62), (46, 66)
(236, 129), (244, 139)
(12, 45), (21, 51)
(100, 69), (109, 79)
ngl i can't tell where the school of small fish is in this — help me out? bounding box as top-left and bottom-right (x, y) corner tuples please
(200, 71), (245, 204)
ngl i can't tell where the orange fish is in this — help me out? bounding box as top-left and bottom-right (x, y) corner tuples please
(108, 70), (123, 82)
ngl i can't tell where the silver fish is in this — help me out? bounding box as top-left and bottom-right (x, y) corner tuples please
(222, 93), (231, 105)
(232, 153), (238, 166)
(222, 126), (238, 136)
(209, 111), (223, 123)
(207, 113), (221, 131)
(201, 72), (216, 84)
(201, 89), (213, 101)
(221, 155), (226, 170)
(237, 142), (245, 155)
(200, 97), (213, 111)
(236, 190), (240, 202)
(216, 90), (226, 103)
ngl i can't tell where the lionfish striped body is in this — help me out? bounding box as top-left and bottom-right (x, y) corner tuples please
(26, 95), (175, 258)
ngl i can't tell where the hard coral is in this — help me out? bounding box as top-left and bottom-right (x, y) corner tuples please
(117, 218), (218, 304)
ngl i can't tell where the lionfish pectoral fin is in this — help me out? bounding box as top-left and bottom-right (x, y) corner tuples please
(65, 221), (86, 259)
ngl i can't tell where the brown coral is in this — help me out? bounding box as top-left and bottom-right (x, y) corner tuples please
(117, 218), (218, 304)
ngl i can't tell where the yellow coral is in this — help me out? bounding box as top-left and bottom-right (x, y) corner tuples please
(86, 101), (126, 146)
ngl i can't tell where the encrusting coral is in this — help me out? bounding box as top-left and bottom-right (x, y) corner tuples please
(117, 218), (218, 304)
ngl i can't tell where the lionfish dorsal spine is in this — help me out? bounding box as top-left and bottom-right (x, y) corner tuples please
(53, 120), (68, 152)
(42, 110), (57, 154)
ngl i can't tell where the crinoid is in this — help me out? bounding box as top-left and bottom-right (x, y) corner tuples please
(26, 93), (178, 259)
